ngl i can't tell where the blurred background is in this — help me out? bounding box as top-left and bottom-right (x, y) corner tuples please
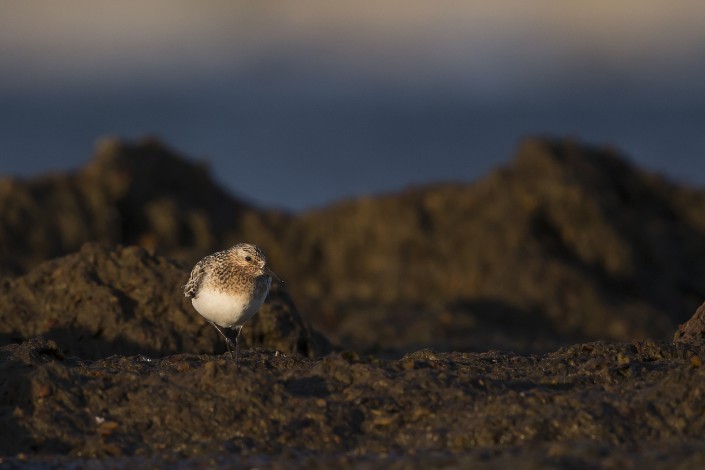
(1, 0), (705, 210)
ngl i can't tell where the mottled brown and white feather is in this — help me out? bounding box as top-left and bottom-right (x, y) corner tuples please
(183, 243), (274, 329)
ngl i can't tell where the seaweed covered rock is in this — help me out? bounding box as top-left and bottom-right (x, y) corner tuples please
(2, 337), (705, 466)
(0, 243), (329, 359)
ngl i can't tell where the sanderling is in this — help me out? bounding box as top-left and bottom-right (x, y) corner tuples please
(184, 243), (277, 363)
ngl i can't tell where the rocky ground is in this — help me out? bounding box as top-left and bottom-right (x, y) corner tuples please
(2, 137), (705, 467)
(2, 330), (705, 468)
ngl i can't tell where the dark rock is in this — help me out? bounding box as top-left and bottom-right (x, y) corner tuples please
(277, 137), (705, 351)
(243, 286), (332, 359)
(0, 243), (329, 359)
(0, 137), (287, 276)
(2, 337), (705, 466)
(674, 302), (705, 345)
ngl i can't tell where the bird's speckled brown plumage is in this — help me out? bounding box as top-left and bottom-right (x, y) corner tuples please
(183, 243), (274, 363)
(184, 244), (270, 299)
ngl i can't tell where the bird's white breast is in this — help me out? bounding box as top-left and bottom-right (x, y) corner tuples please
(191, 287), (268, 328)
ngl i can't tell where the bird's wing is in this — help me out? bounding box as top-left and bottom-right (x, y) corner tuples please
(183, 256), (211, 298)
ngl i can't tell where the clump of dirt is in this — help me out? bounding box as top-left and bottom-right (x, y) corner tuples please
(675, 302), (705, 345)
(2, 335), (705, 467)
(0, 243), (329, 359)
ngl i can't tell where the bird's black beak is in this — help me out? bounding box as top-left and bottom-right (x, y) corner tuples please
(266, 267), (284, 286)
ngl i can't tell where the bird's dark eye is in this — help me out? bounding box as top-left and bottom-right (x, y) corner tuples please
(245, 256), (252, 262)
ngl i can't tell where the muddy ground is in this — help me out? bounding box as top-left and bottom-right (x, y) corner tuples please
(2, 333), (705, 468)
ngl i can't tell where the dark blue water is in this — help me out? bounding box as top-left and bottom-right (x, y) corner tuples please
(2, 78), (704, 211)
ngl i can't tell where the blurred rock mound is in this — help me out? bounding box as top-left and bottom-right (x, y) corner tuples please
(282, 138), (705, 353)
(0, 136), (287, 275)
(1, 136), (704, 355)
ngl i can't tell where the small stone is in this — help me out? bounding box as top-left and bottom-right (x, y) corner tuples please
(98, 421), (119, 436)
(32, 382), (53, 399)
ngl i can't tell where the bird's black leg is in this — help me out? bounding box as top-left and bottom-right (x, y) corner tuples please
(234, 326), (244, 365)
(209, 321), (236, 360)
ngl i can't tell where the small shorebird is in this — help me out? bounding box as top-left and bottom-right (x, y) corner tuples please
(184, 243), (276, 363)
